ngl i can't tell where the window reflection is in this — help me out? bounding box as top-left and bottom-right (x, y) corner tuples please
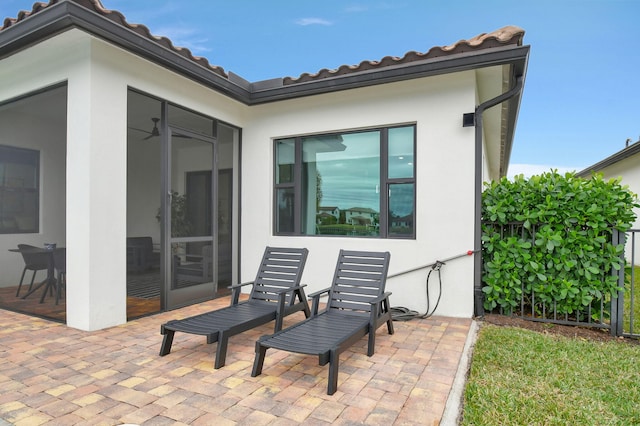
(389, 183), (414, 235)
(274, 125), (416, 238)
(388, 127), (414, 179)
(302, 131), (380, 236)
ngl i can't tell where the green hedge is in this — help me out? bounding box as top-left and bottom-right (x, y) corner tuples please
(482, 171), (638, 318)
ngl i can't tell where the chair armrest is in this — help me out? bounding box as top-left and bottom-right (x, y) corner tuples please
(228, 281), (254, 290)
(308, 287), (331, 299)
(229, 281), (254, 305)
(269, 284), (307, 293)
(309, 287), (331, 316)
(368, 292), (392, 324)
(368, 292), (392, 306)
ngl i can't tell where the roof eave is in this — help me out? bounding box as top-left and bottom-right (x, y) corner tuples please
(0, 1), (252, 103)
(576, 141), (640, 177)
(0, 1), (528, 111)
(250, 45), (530, 105)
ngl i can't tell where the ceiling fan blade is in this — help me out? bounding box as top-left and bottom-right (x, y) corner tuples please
(128, 127), (152, 135)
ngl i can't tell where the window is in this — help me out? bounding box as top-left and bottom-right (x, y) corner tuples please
(274, 125), (415, 238)
(0, 145), (39, 234)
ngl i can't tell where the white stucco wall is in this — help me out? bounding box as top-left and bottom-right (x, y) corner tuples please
(1, 26), (502, 326)
(0, 29), (248, 330)
(242, 72), (478, 318)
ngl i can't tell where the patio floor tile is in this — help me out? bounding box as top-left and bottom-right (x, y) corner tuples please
(0, 297), (473, 424)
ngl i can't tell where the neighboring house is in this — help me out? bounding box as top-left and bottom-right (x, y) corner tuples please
(344, 207), (378, 226)
(0, 0), (529, 330)
(577, 139), (640, 262)
(391, 214), (414, 230)
(317, 206), (340, 223)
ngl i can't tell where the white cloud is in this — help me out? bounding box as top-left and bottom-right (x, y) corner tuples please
(345, 5), (368, 13)
(152, 26), (212, 54)
(295, 18), (333, 26)
(506, 164), (580, 180)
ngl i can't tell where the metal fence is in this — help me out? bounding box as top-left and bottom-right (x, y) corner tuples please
(618, 229), (640, 338)
(483, 223), (640, 339)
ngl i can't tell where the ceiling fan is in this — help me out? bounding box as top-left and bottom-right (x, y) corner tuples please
(129, 117), (161, 140)
(129, 117), (192, 140)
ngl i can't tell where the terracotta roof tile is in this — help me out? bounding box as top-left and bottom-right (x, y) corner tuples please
(1, 0), (228, 78)
(283, 25), (525, 85)
(1, 1), (523, 86)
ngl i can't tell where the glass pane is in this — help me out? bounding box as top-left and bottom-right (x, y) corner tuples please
(171, 241), (213, 290)
(217, 123), (237, 288)
(168, 129), (215, 293)
(302, 131), (380, 237)
(389, 183), (414, 236)
(276, 187), (295, 233)
(171, 134), (213, 238)
(127, 90), (161, 316)
(168, 104), (214, 137)
(276, 139), (295, 184)
(0, 146), (39, 234)
(388, 126), (414, 179)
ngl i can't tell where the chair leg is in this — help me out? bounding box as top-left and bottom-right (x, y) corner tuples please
(274, 312), (284, 333)
(367, 329), (376, 357)
(29, 271), (37, 292)
(159, 328), (175, 356)
(328, 349), (339, 395)
(55, 272), (63, 305)
(382, 298), (394, 335)
(15, 267), (27, 297)
(251, 340), (268, 377)
(386, 317), (394, 335)
(214, 331), (229, 369)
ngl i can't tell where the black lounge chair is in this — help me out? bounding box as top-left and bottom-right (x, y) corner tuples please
(251, 250), (394, 395)
(160, 246), (310, 368)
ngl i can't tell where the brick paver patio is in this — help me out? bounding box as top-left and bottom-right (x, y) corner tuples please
(0, 298), (472, 425)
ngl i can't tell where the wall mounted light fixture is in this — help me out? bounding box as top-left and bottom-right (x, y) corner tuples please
(462, 113), (475, 127)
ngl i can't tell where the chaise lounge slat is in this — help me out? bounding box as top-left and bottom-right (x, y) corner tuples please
(159, 247), (310, 369)
(251, 250), (393, 395)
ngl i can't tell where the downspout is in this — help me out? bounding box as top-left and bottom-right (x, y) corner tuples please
(473, 74), (524, 317)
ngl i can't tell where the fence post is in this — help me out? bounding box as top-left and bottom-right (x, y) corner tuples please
(610, 228), (625, 337)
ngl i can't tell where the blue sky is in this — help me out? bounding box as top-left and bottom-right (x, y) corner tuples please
(2, 0), (639, 177)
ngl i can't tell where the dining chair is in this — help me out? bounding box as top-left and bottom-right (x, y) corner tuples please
(15, 244), (49, 297)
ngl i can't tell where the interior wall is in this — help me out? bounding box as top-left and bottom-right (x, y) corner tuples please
(126, 137), (162, 241)
(126, 92), (162, 243)
(0, 88), (67, 287)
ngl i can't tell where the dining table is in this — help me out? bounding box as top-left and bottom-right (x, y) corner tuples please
(9, 245), (62, 304)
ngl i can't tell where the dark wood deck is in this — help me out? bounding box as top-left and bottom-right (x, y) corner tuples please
(0, 284), (160, 323)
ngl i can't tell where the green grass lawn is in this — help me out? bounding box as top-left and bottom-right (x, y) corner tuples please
(462, 325), (640, 425)
(625, 266), (640, 334)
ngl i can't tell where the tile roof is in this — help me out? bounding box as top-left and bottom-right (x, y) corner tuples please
(283, 25), (525, 85)
(1, 0), (228, 78)
(1, 0), (524, 86)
